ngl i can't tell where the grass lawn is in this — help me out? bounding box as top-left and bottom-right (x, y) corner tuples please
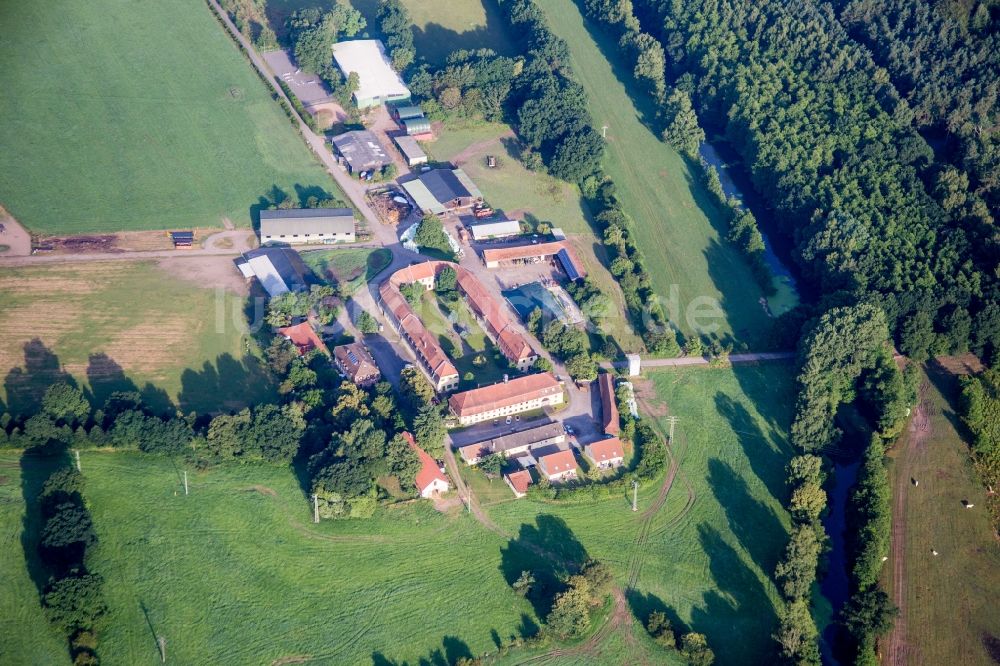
(0, 456), (71, 665)
(418, 291), (509, 389)
(476, 363), (799, 664)
(882, 364), (1000, 665)
(536, 0), (774, 350)
(265, 0), (515, 65)
(300, 246), (392, 293)
(0, 0), (338, 234)
(426, 123), (643, 351)
(1, 364), (797, 665)
(1, 450), (534, 665)
(0, 260), (275, 416)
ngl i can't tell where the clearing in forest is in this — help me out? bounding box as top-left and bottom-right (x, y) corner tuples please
(883, 363), (1000, 666)
(536, 0), (775, 349)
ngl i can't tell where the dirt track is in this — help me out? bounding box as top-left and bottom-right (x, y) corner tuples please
(885, 381), (933, 665)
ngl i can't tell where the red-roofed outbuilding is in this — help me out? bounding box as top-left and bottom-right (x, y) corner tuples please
(403, 432), (450, 498)
(277, 322), (328, 356)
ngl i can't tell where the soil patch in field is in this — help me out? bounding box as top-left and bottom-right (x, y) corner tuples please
(245, 485), (277, 497)
(0, 208), (32, 256)
(156, 256), (248, 295)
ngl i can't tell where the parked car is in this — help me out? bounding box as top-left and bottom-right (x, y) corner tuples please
(505, 416), (512, 425)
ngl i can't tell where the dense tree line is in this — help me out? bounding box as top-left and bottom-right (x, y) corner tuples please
(834, 0), (1000, 221)
(377, 0), (416, 72)
(578, 0), (776, 296)
(284, 5), (365, 105)
(841, 437), (897, 665)
(632, 0), (997, 361)
(960, 367), (1000, 531)
(772, 455), (826, 664)
(24, 384), (106, 665)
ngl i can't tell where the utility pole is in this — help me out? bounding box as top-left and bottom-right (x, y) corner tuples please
(632, 480), (638, 512)
(183, 471), (188, 496)
(74, 449), (81, 472)
(666, 416), (679, 445)
(157, 636), (166, 663)
(312, 494), (320, 524)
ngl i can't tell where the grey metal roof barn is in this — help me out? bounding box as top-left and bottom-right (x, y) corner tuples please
(260, 208), (355, 237)
(331, 130), (391, 174)
(234, 247), (309, 297)
(401, 168), (483, 214)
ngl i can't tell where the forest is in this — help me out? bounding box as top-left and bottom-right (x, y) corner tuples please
(627, 0), (997, 363)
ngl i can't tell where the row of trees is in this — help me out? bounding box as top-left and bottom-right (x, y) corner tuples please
(16, 383), (110, 665)
(578, 0), (776, 297)
(285, 5), (365, 106)
(779, 302), (914, 662)
(959, 368), (1000, 532)
(377, 0), (416, 72)
(841, 437), (897, 665)
(632, 0), (997, 363)
(772, 455), (826, 663)
(37, 464), (106, 666)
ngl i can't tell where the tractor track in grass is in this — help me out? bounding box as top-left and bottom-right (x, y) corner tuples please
(511, 396), (689, 664)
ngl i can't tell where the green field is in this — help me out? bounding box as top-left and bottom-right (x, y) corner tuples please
(536, 0), (774, 349)
(0, 0), (337, 234)
(467, 363), (799, 664)
(3, 451), (535, 665)
(300, 246), (392, 293)
(0, 363), (797, 664)
(883, 364), (1000, 665)
(0, 260), (274, 416)
(426, 123), (643, 351)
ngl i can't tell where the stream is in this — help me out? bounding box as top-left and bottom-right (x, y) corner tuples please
(819, 458), (861, 665)
(698, 142), (802, 315)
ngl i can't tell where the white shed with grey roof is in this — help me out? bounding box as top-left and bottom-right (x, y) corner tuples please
(260, 208), (356, 245)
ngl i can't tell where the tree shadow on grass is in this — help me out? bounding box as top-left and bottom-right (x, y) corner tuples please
(499, 514), (588, 620)
(370, 634), (474, 666)
(690, 523), (779, 665)
(714, 391), (791, 501)
(3, 339), (73, 418)
(706, 457), (787, 578)
(85, 353), (175, 417)
(625, 588), (687, 636)
(177, 353), (276, 415)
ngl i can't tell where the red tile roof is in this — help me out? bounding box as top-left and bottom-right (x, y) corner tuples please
(506, 469), (533, 495)
(403, 432), (449, 494)
(598, 373), (620, 435)
(538, 449), (577, 477)
(481, 241), (587, 278)
(277, 322), (328, 356)
(497, 328), (535, 362)
(585, 437), (624, 464)
(448, 373), (561, 418)
(379, 278), (458, 386)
